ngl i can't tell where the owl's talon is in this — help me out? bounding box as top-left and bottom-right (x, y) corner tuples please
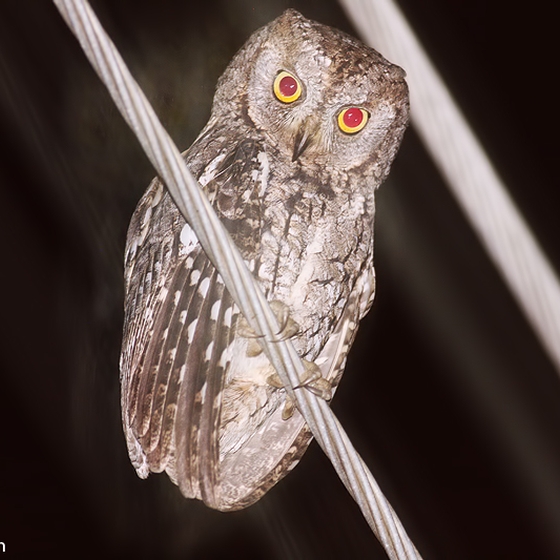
(294, 360), (333, 400)
(268, 359), (333, 422)
(246, 339), (263, 357)
(302, 376), (333, 401)
(238, 300), (299, 356)
(267, 373), (296, 419)
(266, 372), (283, 388)
(269, 300), (300, 340)
(282, 396), (295, 420)
(236, 319), (259, 340)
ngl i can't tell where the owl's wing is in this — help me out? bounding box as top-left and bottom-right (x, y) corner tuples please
(120, 138), (265, 508)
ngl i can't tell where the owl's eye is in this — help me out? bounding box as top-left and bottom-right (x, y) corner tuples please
(273, 71), (302, 103)
(337, 107), (369, 134)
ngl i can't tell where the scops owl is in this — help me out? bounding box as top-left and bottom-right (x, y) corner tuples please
(120, 9), (409, 511)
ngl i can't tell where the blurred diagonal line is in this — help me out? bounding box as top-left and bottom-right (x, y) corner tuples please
(340, 0), (560, 375)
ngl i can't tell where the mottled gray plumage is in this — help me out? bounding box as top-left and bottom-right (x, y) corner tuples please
(120, 9), (409, 511)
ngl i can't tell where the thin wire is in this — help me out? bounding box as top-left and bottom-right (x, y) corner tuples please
(340, 0), (560, 375)
(52, 1), (421, 558)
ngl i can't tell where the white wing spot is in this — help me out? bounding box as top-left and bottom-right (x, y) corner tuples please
(151, 183), (164, 207)
(198, 277), (210, 298)
(198, 153), (227, 186)
(287, 460), (299, 472)
(190, 269), (201, 286)
(224, 306), (233, 328)
(187, 319), (198, 343)
(198, 381), (208, 404)
(141, 206), (152, 228)
(158, 286), (168, 301)
(180, 223), (199, 253)
(174, 290), (181, 305)
(178, 363), (187, 383)
(219, 343), (233, 367)
(210, 300), (221, 321)
(138, 223), (150, 246)
(205, 341), (214, 361)
(179, 310), (187, 324)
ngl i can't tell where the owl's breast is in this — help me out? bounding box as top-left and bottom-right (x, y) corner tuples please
(255, 173), (374, 359)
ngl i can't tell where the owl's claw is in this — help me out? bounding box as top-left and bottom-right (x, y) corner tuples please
(246, 338), (264, 357)
(281, 395), (296, 420)
(266, 372), (284, 389)
(238, 300), (300, 357)
(267, 359), (333, 421)
(296, 360), (333, 401)
(269, 300), (300, 340)
(301, 374), (333, 401)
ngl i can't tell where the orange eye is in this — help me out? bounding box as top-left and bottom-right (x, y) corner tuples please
(337, 107), (369, 134)
(273, 71), (302, 103)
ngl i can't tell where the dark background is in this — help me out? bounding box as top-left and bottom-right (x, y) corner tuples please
(0, 1), (558, 558)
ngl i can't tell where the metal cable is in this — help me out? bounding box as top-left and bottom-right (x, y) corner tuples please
(52, 0), (421, 557)
(340, 0), (560, 375)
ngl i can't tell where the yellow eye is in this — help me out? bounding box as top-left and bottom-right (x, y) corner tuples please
(337, 107), (369, 134)
(273, 71), (302, 103)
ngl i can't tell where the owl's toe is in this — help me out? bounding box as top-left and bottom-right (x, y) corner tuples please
(238, 299), (300, 357)
(267, 359), (333, 422)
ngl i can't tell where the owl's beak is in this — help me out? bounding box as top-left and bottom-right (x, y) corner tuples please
(292, 125), (316, 162)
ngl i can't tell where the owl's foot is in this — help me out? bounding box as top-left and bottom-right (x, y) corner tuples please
(267, 359), (333, 420)
(237, 300), (299, 357)
(296, 360), (333, 401)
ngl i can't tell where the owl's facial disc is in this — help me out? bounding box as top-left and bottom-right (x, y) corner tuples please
(241, 9), (409, 174)
(265, 65), (377, 165)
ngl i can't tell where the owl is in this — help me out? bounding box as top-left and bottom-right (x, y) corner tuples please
(120, 9), (409, 511)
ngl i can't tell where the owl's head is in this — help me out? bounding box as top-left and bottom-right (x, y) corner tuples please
(214, 9), (409, 184)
